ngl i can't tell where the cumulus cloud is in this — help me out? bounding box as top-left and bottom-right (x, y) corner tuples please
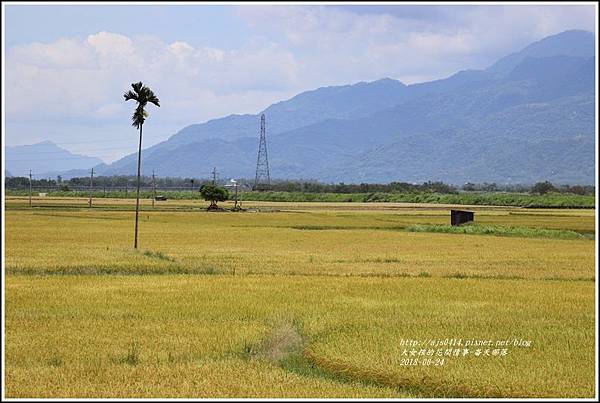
(6, 30), (299, 126)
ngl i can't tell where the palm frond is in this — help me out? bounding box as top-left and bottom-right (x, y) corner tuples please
(140, 87), (160, 107)
(131, 81), (143, 94)
(147, 92), (160, 107)
(123, 90), (139, 102)
(131, 109), (145, 128)
(124, 81), (159, 128)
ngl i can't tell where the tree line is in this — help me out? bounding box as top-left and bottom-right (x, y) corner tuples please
(5, 175), (213, 190)
(4, 175), (594, 195)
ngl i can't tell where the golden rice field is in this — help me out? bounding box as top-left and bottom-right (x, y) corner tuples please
(3, 196), (597, 398)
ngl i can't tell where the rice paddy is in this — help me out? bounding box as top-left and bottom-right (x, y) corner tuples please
(3, 196), (596, 398)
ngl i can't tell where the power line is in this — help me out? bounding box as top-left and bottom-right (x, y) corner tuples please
(6, 148), (136, 162)
(9, 137), (164, 146)
(6, 141), (166, 162)
(6, 145), (138, 156)
(6, 160), (102, 164)
(53, 139), (141, 145)
(14, 170), (218, 176)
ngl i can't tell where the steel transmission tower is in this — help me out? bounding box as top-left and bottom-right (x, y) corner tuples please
(254, 114), (271, 190)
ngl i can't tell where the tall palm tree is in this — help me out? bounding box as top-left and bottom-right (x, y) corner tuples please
(124, 82), (160, 249)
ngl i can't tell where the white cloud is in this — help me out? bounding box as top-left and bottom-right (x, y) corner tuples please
(4, 4), (595, 159)
(10, 38), (93, 68)
(87, 31), (136, 61)
(235, 4), (595, 84)
(6, 30), (299, 126)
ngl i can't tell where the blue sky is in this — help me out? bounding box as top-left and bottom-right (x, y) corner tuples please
(3, 3), (597, 162)
(5, 5), (251, 49)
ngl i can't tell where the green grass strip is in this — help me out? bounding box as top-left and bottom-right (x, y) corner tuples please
(405, 223), (589, 240)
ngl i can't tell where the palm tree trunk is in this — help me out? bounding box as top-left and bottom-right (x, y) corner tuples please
(134, 123), (143, 249)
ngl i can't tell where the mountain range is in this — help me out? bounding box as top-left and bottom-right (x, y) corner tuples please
(5, 141), (103, 179)
(7, 30), (596, 184)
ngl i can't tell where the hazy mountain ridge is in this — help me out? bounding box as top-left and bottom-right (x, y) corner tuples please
(487, 29), (595, 77)
(22, 30), (597, 184)
(5, 141), (103, 178)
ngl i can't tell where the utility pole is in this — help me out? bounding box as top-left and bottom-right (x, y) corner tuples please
(212, 167), (217, 185)
(133, 124), (143, 250)
(29, 170), (32, 207)
(234, 182), (238, 209)
(152, 170), (156, 208)
(240, 183), (249, 209)
(226, 179), (239, 210)
(88, 167), (94, 208)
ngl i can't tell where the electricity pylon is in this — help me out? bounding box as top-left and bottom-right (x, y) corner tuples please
(254, 114), (271, 191)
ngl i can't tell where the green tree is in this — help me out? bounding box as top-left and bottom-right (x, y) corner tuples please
(124, 81), (160, 249)
(568, 185), (586, 195)
(199, 184), (229, 210)
(462, 182), (476, 191)
(531, 181), (556, 195)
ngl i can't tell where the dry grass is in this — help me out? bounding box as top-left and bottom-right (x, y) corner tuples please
(247, 321), (305, 364)
(5, 276), (595, 398)
(4, 205), (595, 280)
(3, 197), (596, 398)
